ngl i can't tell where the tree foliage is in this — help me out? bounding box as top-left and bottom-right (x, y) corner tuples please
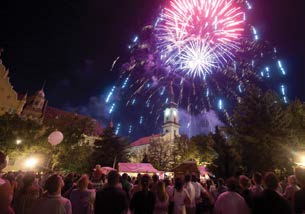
(90, 126), (129, 168)
(232, 88), (292, 173)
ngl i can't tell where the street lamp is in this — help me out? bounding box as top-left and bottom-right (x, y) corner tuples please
(16, 139), (22, 145)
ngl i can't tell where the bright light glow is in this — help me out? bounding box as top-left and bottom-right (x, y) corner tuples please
(165, 108), (170, 117)
(139, 116), (144, 124)
(128, 125), (133, 134)
(133, 36), (139, 43)
(278, 60), (286, 75)
(24, 157), (39, 168)
(252, 26), (259, 40)
(115, 123), (121, 135)
(173, 109), (177, 116)
(179, 40), (217, 78)
(16, 139), (22, 145)
(300, 156), (305, 167)
(121, 78), (129, 89)
(245, 0), (252, 10)
(281, 84), (286, 95)
(155, 0), (245, 77)
(218, 99), (223, 110)
(109, 103), (115, 114)
(106, 86), (116, 103)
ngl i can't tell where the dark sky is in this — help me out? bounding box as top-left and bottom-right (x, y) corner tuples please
(1, 0), (305, 111)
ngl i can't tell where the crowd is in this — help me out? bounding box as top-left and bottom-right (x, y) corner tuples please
(1, 151), (305, 214)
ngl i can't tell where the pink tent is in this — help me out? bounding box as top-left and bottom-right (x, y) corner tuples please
(118, 163), (159, 174)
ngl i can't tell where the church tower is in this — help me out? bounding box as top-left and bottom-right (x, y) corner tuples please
(21, 83), (48, 123)
(162, 83), (180, 142)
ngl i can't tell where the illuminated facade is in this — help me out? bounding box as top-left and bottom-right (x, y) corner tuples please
(0, 60), (26, 115)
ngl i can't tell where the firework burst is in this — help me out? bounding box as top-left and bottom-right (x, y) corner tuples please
(155, 0), (245, 77)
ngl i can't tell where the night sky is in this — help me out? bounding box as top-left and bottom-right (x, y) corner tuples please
(1, 0), (305, 126)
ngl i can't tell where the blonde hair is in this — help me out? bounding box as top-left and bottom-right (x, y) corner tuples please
(77, 174), (89, 191)
(156, 181), (168, 202)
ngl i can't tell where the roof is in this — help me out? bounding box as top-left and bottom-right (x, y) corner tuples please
(118, 163), (159, 173)
(172, 161), (200, 175)
(130, 134), (161, 147)
(44, 106), (103, 136)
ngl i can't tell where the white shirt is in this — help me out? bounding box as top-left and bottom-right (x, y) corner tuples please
(173, 188), (190, 214)
(184, 182), (196, 208)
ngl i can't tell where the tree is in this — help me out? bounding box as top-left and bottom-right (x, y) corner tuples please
(190, 134), (216, 165)
(232, 87), (292, 173)
(0, 113), (47, 154)
(285, 100), (305, 149)
(90, 126), (129, 168)
(210, 127), (241, 178)
(147, 138), (174, 171)
(45, 113), (97, 172)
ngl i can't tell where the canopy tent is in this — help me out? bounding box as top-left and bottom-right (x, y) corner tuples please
(172, 161), (200, 178)
(118, 163), (159, 174)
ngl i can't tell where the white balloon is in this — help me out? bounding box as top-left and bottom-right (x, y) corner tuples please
(48, 131), (64, 146)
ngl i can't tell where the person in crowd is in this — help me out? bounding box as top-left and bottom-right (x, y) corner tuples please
(216, 178), (227, 198)
(32, 174), (72, 214)
(91, 165), (104, 191)
(164, 178), (173, 198)
(154, 181), (169, 214)
(121, 173), (132, 199)
(13, 172), (42, 214)
(184, 175), (196, 214)
(250, 172), (264, 197)
(293, 167), (305, 214)
(283, 175), (300, 203)
(171, 177), (191, 214)
(130, 174), (156, 214)
(192, 175), (213, 214)
(131, 174), (142, 197)
(239, 175), (253, 209)
(150, 174), (159, 194)
(252, 172), (292, 214)
(214, 177), (250, 214)
(70, 174), (95, 214)
(0, 151), (14, 214)
(94, 170), (128, 214)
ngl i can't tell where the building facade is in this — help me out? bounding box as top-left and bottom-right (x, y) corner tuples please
(0, 60), (26, 115)
(129, 99), (180, 162)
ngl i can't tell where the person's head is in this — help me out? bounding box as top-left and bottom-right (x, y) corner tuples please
(22, 172), (36, 192)
(77, 174), (90, 191)
(295, 167), (305, 188)
(226, 177), (238, 192)
(164, 178), (171, 187)
(141, 174), (151, 190)
(152, 174), (159, 183)
(263, 172), (278, 190)
(218, 178), (225, 187)
(174, 177), (183, 191)
(45, 174), (64, 195)
(287, 175), (297, 186)
(239, 175), (251, 190)
(107, 170), (120, 186)
(191, 174), (198, 182)
(0, 151), (7, 171)
(122, 173), (128, 180)
(184, 174), (191, 183)
(156, 181), (168, 202)
(253, 172), (262, 185)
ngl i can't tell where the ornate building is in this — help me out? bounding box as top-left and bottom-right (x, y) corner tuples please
(0, 59), (26, 115)
(0, 58), (103, 137)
